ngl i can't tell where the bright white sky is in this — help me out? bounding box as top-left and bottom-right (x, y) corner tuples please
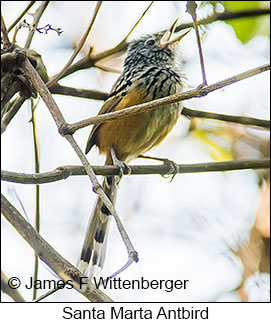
(1, 1), (270, 303)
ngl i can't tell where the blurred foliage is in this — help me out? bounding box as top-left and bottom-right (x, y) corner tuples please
(198, 1), (270, 43)
(190, 122), (233, 162)
(192, 129), (233, 161)
(224, 1), (270, 43)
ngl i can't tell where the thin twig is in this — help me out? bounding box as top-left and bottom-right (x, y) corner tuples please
(33, 286), (61, 302)
(29, 99), (40, 301)
(189, 8), (270, 28)
(58, 1), (154, 80)
(181, 107), (270, 129)
(1, 194), (114, 302)
(186, 1), (207, 85)
(92, 1), (153, 74)
(65, 63), (270, 133)
(13, 19), (63, 43)
(50, 84), (109, 100)
(118, 1), (154, 44)
(1, 11), (11, 48)
(2, 158), (270, 184)
(46, 1), (103, 88)
(94, 63), (122, 74)
(166, 8), (271, 35)
(7, 1), (36, 32)
(24, 1), (49, 49)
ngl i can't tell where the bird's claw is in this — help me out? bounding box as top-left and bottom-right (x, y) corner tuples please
(161, 158), (179, 182)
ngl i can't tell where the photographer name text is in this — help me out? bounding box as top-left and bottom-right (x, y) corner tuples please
(8, 276), (189, 293)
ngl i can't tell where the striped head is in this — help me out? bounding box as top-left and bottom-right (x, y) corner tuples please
(124, 19), (190, 70)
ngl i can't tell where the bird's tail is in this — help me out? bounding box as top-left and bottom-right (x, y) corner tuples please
(78, 170), (118, 279)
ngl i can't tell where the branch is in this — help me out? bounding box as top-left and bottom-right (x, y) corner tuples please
(1, 270), (25, 302)
(7, 1), (36, 33)
(172, 8), (271, 33)
(58, 8), (270, 79)
(24, 1), (49, 49)
(195, 8), (271, 26)
(1, 95), (28, 134)
(50, 83), (108, 100)
(187, 1), (207, 85)
(1, 11), (11, 49)
(46, 1), (103, 88)
(29, 99), (41, 301)
(47, 85), (270, 129)
(64, 63), (270, 133)
(57, 2), (153, 81)
(2, 158), (270, 184)
(181, 107), (270, 129)
(18, 54), (110, 207)
(1, 80), (22, 112)
(113, 1), (154, 46)
(1, 194), (113, 302)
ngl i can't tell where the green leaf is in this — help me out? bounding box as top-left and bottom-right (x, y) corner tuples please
(224, 1), (270, 43)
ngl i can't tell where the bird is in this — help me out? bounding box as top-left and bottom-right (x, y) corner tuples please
(78, 19), (189, 278)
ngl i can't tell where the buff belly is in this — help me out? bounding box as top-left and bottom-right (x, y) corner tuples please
(97, 103), (181, 162)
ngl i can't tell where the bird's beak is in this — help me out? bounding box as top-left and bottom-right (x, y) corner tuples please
(159, 18), (191, 48)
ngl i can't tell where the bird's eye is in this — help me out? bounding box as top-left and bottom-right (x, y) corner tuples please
(145, 39), (155, 46)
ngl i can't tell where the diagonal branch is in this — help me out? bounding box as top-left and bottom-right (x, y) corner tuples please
(116, 1), (154, 46)
(186, 1), (208, 85)
(1, 11), (11, 49)
(57, 1), (154, 80)
(174, 8), (270, 33)
(46, 1), (103, 88)
(7, 1), (36, 33)
(24, 1), (49, 49)
(48, 86), (270, 129)
(1, 271), (25, 302)
(1, 96), (28, 134)
(65, 63), (270, 133)
(18, 51), (138, 277)
(1, 194), (113, 302)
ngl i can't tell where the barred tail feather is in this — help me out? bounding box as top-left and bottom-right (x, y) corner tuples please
(78, 176), (118, 279)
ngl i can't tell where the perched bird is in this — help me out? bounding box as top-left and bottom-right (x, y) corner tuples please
(78, 20), (189, 278)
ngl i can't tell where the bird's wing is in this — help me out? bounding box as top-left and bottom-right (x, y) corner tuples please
(85, 74), (129, 154)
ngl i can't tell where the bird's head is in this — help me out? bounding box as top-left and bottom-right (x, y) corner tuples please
(125, 19), (190, 68)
